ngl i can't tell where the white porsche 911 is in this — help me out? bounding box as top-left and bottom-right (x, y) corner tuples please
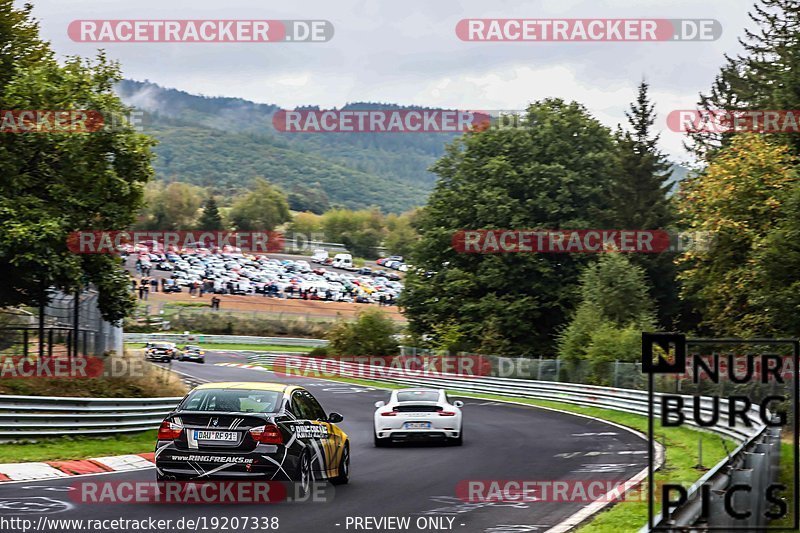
(373, 388), (464, 446)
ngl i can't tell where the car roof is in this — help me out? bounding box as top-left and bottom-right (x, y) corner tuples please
(193, 382), (300, 393)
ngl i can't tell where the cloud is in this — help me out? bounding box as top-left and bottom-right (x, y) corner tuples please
(31, 0), (756, 160)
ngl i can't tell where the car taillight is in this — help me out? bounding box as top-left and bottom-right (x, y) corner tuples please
(249, 424), (283, 444)
(438, 411), (457, 416)
(380, 410), (397, 416)
(157, 420), (183, 440)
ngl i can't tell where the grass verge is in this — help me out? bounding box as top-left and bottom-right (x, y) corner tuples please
(0, 430), (157, 463)
(771, 441), (797, 528)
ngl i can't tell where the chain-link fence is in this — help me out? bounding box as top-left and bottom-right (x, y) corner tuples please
(0, 288), (122, 358)
(398, 346), (795, 397)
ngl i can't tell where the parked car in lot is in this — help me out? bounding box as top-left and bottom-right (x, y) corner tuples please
(311, 249), (329, 263)
(179, 345), (205, 364)
(127, 248), (403, 306)
(145, 342), (179, 362)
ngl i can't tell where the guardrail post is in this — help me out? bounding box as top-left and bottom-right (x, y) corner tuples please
(708, 488), (733, 529)
(730, 467), (756, 529)
(744, 452), (767, 527)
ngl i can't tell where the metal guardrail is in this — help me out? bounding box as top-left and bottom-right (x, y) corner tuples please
(0, 395), (182, 438)
(642, 424), (781, 531)
(123, 333), (328, 347)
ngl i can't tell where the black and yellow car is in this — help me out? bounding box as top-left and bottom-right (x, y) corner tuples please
(154, 382), (349, 494)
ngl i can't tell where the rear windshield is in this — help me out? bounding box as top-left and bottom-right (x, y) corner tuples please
(396, 390), (439, 402)
(152, 343), (172, 349)
(184, 345), (201, 350)
(179, 389), (282, 413)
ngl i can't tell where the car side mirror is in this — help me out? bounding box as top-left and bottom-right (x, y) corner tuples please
(374, 401), (385, 408)
(453, 400), (464, 408)
(327, 412), (344, 423)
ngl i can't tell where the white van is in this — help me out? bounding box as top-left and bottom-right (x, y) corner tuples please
(331, 253), (353, 269)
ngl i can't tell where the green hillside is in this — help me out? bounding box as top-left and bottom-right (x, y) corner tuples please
(116, 80), (692, 212)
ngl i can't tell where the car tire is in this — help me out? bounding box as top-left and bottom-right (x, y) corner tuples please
(373, 431), (387, 447)
(451, 427), (463, 446)
(295, 451), (312, 497)
(330, 443), (349, 485)
(199, 360), (205, 364)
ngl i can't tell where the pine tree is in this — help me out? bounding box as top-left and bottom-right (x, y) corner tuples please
(691, 0), (800, 156)
(612, 81), (673, 229)
(199, 196), (224, 230)
(611, 81), (681, 328)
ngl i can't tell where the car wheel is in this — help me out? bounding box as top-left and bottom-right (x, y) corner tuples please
(296, 451), (312, 497)
(199, 360), (205, 364)
(451, 427), (463, 446)
(162, 357), (169, 363)
(373, 431), (387, 447)
(331, 443), (349, 485)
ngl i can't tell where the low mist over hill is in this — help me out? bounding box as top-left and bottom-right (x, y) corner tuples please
(116, 80), (690, 212)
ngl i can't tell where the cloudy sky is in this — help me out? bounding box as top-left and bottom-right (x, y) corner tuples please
(27, 0), (758, 161)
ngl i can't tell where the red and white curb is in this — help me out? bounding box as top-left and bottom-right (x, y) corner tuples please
(0, 453), (155, 482)
(215, 362), (267, 371)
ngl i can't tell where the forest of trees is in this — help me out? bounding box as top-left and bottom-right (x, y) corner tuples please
(401, 0), (800, 362)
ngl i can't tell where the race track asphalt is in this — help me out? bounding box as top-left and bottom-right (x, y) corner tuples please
(0, 351), (649, 533)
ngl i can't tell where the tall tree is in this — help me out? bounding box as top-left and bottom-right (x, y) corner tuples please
(0, 2), (155, 321)
(612, 81), (673, 228)
(401, 99), (621, 355)
(676, 134), (798, 336)
(612, 81), (682, 329)
(228, 177), (290, 231)
(690, 0), (800, 157)
(136, 182), (203, 230)
(198, 195), (224, 230)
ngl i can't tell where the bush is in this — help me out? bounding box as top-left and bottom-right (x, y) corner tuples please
(167, 311), (336, 338)
(327, 308), (399, 356)
(307, 346), (330, 358)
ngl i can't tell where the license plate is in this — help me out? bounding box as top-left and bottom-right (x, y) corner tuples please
(194, 430), (238, 441)
(404, 422), (431, 429)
